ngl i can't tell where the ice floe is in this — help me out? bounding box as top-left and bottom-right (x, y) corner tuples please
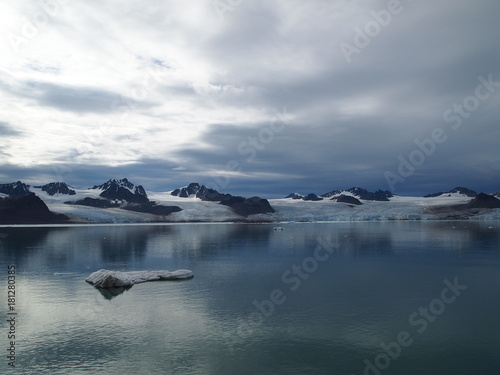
(86, 269), (194, 288)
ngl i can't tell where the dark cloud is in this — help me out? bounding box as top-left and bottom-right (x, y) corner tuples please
(2, 80), (158, 114)
(0, 121), (23, 137)
(24, 82), (130, 113)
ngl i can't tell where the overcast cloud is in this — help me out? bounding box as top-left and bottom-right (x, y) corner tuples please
(0, 0), (499, 197)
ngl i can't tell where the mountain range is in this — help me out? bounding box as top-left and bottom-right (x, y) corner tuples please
(170, 182), (233, 201)
(1, 179), (499, 224)
(0, 178), (275, 224)
(286, 187), (394, 202)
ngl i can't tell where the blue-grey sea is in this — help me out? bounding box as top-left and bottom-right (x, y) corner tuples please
(1, 221), (499, 375)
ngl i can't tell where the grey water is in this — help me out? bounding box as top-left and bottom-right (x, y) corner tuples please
(0, 221), (499, 375)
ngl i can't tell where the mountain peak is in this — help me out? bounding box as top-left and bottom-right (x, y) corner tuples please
(424, 187), (477, 198)
(303, 193), (323, 201)
(93, 178), (134, 190)
(285, 193), (304, 199)
(170, 183), (232, 201)
(321, 187), (393, 201)
(91, 178), (148, 203)
(34, 182), (76, 196)
(0, 181), (31, 196)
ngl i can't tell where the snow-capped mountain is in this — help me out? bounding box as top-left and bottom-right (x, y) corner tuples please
(1, 179), (499, 224)
(423, 187), (478, 198)
(91, 178), (148, 203)
(285, 193), (304, 200)
(0, 181), (31, 196)
(321, 187), (393, 201)
(170, 183), (232, 201)
(287, 187), (393, 202)
(34, 182), (76, 196)
(169, 183), (274, 216)
(303, 193), (323, 201)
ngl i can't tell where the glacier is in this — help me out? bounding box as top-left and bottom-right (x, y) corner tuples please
(19, 185), (500, 223)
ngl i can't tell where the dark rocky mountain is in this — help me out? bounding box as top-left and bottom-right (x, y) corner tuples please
(171, 183), (232, 201)
(171, 183), (275, 216)
(321, 189), (343, 198)
(424, 187), (478, 198)
(335, 195), (363, 205)
(171, 182), (202, 197)
(0, 193), (69, 224)
(35, 182), (76, 196)
(220, 196), (275, 217)
(285, 193), (305, 200)
(303, 193), (323, 201)
(450, 187), (477, 197)
(0, 181), (31, 196)
(423, 192), (444, 198)
(68, 197), (120, 208)
(423, 192), (500, 217)
(467, 193), (500, 209)
(122, 202), (182, 216)
(92, 178), (148, 204)
(321, 187), (393, 201)
(67, 197), (182, 216)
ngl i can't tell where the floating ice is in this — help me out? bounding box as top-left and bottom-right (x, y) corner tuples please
(85, 269), (194, 288)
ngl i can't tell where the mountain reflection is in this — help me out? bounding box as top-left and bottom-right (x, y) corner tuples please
(95, 285), (132, 300)
(0, 222), (498, 272)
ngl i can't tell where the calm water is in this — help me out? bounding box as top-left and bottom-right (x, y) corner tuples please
(1, 221), (499, 375)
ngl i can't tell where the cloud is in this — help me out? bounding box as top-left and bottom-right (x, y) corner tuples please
(0, 0), (499, 196)
(0, 121), (23, 137)
(20, 81), (129, 113)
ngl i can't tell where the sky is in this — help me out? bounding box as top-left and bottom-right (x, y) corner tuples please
(1, 0), (499, 198)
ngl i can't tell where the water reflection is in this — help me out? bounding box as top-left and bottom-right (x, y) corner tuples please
(0, 222), (499, 374)
(1, 222), (499, 269)
(94, 285), (132, 299)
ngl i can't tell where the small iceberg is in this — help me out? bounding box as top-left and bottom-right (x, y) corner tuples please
(85, 269), (194, 289)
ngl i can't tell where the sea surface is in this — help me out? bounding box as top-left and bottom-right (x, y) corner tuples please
(1, 221), (499, 375)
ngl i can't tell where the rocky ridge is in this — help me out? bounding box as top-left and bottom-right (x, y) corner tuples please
(0, 193), (69, 224)
(35, 182), (76, 196)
